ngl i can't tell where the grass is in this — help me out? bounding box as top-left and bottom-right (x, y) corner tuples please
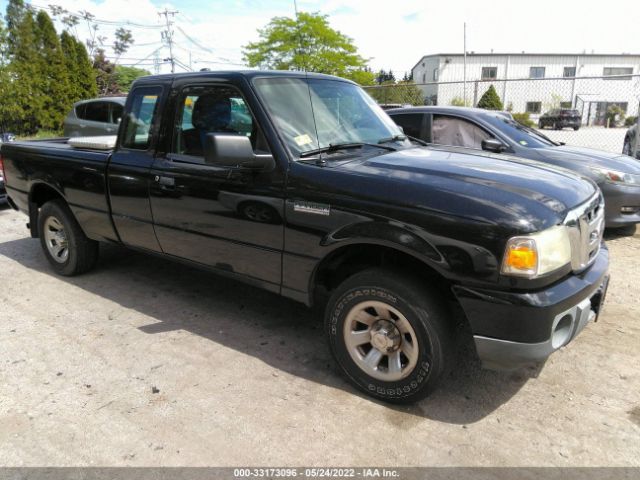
(16, 129), (63, 141)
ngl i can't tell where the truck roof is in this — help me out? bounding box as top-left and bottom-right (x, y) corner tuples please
(133, 69), (352, 86)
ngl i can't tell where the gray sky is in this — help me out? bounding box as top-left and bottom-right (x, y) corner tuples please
(12, 0), (640, 75)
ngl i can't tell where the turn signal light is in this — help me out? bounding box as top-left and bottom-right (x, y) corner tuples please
(502, 238), (538, 275)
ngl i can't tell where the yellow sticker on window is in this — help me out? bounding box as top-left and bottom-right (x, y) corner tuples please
(294, 134), (313, 146)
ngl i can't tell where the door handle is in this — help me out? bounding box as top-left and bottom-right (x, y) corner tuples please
(154, 175), (185, 194)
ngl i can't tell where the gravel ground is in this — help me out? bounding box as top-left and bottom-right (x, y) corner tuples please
(0, 203), (639, 467)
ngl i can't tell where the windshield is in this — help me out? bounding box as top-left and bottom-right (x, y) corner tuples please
(483, 114), (557, 149)
(253, 77), (405, 158)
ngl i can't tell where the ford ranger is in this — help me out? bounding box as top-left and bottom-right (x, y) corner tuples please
(0, 71), (610, 403)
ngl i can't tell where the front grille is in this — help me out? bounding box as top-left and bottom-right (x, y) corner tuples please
(564, 192), (605, 272)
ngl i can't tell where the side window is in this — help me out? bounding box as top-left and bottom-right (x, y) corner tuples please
(75, 103), (87, 120)
(84, 102), (110, 123)
(172, 85), (269, 158)
(110, 103), (124, 124)
(432, 115), (493, 149)
(391, 113), (424, 139)
(122, 87), (162, 150)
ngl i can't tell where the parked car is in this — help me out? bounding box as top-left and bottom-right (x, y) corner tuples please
(538, 108), (581, 130)
(388, 106), (640, 228)
(623, 123), (639, 159)
(2, 71), (609, 403)
(63, 97), (126, 137)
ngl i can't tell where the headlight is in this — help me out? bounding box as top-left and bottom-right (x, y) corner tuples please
(590, 167), (640, 185)
(501, 225), (571, 278)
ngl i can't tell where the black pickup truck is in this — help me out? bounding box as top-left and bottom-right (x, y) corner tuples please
(1, 71), (610, 403)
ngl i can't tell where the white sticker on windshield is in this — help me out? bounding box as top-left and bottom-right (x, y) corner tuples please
(294, 134), (313, 146)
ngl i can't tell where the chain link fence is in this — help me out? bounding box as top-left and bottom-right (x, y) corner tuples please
(363, 74), (640, 155)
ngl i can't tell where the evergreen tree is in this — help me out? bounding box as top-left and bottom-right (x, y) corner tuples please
(35, 10), (72, 130)
(60, 30), (81, 102)
(476, 85), (503, 110)
(4, 0), (44, 133)
(74, 35), (97, 98)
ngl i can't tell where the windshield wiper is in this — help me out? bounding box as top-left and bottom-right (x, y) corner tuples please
(299, 142), (396, 158)
(377, 134), (407, 144)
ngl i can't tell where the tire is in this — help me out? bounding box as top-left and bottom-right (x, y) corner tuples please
(325, 268), (453, 403)
(573, 127), (579, 131)
(538, 121), (544, 129)
(38, 199), (99, 276)
(623, 138), (632, 156)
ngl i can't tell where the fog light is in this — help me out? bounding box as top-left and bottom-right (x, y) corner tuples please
(620, 206), (639, 214)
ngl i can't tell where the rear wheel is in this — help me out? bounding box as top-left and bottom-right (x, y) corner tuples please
(325, 268), (452, 403)
(38, 199), (99, 276)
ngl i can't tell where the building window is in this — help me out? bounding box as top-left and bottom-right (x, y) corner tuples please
(560, 101), (572, 109)
(563, 67), (576, 78)
(525, 102), (542, 114)
(603, 67), (633, 80)
(481, 67), (497, 80)
(529, 67), (545, 79)
(422, 73), (426, 83)
(433, 68), (439, 81)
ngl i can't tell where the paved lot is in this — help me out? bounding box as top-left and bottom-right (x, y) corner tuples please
(542, 126), (627, 154)
(0, 203), (639, 466)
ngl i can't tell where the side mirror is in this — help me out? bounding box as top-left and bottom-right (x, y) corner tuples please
(481, 138), (506, 153)
(203, 133), (275, 171)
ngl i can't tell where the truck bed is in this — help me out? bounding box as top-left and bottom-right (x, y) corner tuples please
(1, 138), (116, 242)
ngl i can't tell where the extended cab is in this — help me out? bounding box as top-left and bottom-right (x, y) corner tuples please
(0, 71), (609, 403)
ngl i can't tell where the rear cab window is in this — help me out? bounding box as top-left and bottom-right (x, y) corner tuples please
(121, 86), (163, 150)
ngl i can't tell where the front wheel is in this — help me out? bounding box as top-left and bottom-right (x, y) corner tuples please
(325, 268), (452, 403)
(38, 199), (99, 276)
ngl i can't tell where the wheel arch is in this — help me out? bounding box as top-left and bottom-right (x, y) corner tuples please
(310, 240), (454, 308)
(28, 182), (67, 237)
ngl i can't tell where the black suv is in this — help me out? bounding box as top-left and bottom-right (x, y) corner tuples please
(538, 109), (581, 130)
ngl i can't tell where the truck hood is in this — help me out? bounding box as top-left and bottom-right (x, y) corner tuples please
(531, 145), (640, 174)
(334, 147), (597, 233)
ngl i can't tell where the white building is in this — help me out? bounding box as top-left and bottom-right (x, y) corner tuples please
(411, 53), (640, 124)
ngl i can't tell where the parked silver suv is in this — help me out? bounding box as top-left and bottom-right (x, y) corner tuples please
(63, 97), (126, 137)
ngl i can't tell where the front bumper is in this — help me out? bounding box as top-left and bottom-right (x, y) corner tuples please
(452, 246), (609, 370)
(601, 182), (640, 227)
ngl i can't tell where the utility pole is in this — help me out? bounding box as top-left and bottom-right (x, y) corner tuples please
(159, 8), (179, 73)
(463, 22), (467, 106)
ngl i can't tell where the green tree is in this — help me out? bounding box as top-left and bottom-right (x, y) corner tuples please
(115, 65), (150, 92)
(243, 12), (372, 83)
(476, 84), (503, 110)
(60, 30), (81, 101)
(4, 0), (44, 133)
(74, 35), (97, 99)
(35, 10), (72, 130)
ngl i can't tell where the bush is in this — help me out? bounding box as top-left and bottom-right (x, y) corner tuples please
(476, 85), (503, 110)
(605, 105), (625, 128)
(512, 112), (535, 128)
(450, 96), (466, 107)
(625, 116), (638, 127)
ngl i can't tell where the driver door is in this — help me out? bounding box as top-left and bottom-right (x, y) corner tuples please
(149, 82), (285, 290)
